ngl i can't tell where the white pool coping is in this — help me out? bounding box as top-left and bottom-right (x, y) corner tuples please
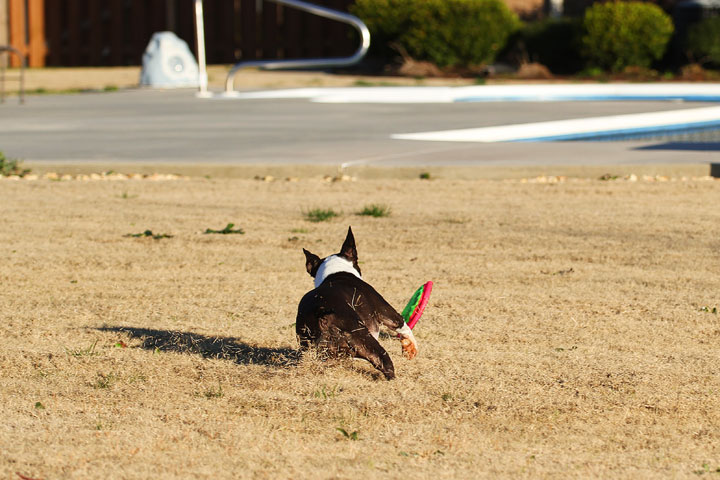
(392, 106), (720, 143)
(214, 83), (720, 142)
(218, 83), (720, 103)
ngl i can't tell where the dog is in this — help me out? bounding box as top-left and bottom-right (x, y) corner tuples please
(296, 227), (418, 380)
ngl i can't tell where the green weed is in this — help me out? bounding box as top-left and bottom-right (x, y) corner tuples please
(66, 340), (99, 357)
(304, 208), (339, 223)
(693, 463), (720, 475)
(94, 373), (116, 389)
(419, 172), (432, 180)
(203, 382), (224, 399)
(357, 204), (391, 218)
(314, 384), (338, 399)
(123, 230), (173, 240)
(204, 223), (245, 235)
(336, 427), (359, 440)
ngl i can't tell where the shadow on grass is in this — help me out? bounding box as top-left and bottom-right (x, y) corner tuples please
(99, 326), (299, 367)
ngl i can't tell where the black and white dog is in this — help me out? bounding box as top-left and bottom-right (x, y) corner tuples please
(296, 227), (418, 380)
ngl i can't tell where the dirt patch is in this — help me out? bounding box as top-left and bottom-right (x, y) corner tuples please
(2, 167), (720, 478)
(5, 65), (478, 96)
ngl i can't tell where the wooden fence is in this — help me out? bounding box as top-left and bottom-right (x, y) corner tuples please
(12, 0), (357, 67)
(8, 0), (46, 67)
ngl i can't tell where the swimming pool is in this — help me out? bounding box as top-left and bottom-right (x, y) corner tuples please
(219, 83), (720, 143)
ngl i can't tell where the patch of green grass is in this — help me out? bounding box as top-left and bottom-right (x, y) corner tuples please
(336, 427), (358, 440)
(291, 228), (309, 234)
(34, 401), (45, 410)
(123, 230), (173, 240)
(314, 384), (338, 399)
(27, 86), (121, 95)
(353, 80), (400, 87)
(0, 151), (31, 177)
(65, 340), (99, 357)
(700, 306), (718, 314)
(599, 173), (620, 181)
(93, 373), (116, 389)
(693, 463), (720, 475)
(203, 382), (224, 399)
(356, 204), (391, 218)
(204, 223), (245, 235)
(304, 208), (339, 223)
(419, 172), (432, 180)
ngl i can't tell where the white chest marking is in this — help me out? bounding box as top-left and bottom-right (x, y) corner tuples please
(314, 255), (361, 288)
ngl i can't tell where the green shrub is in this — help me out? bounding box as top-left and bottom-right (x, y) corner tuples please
(0, 151), (30, 177)
(508, 18), (584, 74)
(581, 2), (674, 72)
(687, 17), (720, 67)
(352, 0), (520, 68)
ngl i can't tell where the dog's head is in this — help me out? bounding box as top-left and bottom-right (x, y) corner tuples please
(303, 227), (362, 287)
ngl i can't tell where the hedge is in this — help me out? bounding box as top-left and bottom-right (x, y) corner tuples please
(582, 2), (674, 72)
(687, 17), (720, 67)
(352, 0), (521, 68)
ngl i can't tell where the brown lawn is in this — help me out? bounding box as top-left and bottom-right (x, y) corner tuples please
(1, 164), (719, 479)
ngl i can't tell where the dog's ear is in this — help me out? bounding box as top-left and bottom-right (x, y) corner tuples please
(339, 226), (358, 262)
(303, 248), (322, 277)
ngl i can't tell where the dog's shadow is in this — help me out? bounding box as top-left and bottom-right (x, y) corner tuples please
(99, 326), (299, 367)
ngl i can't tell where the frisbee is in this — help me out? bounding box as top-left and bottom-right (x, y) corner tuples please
(401, 281), (433, 329)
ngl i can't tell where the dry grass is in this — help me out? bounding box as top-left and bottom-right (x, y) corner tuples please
(1, 166), (720, 479)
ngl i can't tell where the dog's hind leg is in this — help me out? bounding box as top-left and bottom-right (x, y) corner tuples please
(373, 305), (418, 360)
(345, 329), (396, 380)
(314, 313), (396, 380)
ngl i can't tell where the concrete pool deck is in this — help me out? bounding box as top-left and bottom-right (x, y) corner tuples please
(0, 85), (718, 169)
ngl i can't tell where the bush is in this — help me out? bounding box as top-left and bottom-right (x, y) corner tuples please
(507, 18), (584, 74)
(687, 17), (720, 67)
(581, 2), (674, 72)
(352, 0), (520, 68)
(0, 151), (30, 177)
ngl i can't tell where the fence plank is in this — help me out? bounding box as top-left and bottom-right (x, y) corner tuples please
(109, 0), (124, 65)
(66, 0), (80, 65)
(44, 0), (62, 65)
(131, 0), (148, 64)
(27, 0), (46, 66)
(262, 1), (279, 59)
(239, 0), (258, 60)
(8, 0), (25, 67)
(87, 0), (103, 65)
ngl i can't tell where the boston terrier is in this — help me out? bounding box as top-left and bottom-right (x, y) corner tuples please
(296, 227), (418, 380)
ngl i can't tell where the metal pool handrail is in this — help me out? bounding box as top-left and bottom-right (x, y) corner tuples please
(0, 46), (25, 104)
(225, 0), (370, 93)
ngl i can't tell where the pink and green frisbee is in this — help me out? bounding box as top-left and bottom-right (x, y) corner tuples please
(401, 281), (433, 329)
